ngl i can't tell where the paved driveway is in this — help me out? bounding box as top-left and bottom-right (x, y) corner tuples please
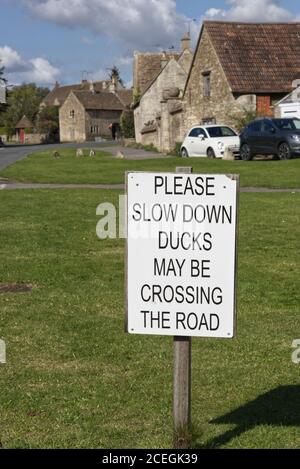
(0, 142), (168, 171)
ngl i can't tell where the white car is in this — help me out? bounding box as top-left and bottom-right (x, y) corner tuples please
(180, 125), (240, 158)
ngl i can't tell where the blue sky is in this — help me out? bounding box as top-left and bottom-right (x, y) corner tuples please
(1, 0), (300, 88)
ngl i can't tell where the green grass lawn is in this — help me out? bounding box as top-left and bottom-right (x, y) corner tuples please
(0, 189), (299, 448)
(1, 147), (300, 188)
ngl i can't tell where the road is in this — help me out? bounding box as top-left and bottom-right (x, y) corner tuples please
(0, 141), (169, 171)
(0, 141), (117, 171)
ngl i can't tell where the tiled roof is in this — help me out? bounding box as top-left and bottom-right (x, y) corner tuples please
(134, 51), (180, 95)
(42, 81), (110, 106)
(204, 21), (300, 93)
(73, 91), (124, 110)
(116, 89), (133, 107)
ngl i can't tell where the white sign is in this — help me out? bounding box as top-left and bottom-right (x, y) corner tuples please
(126, 172), (239, 338)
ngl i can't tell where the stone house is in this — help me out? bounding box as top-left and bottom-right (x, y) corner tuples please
(143, 21), (300, 152)
(59, 87), (131, 142)
(181, 21), (300, 134)
(133, 34), (193, 150)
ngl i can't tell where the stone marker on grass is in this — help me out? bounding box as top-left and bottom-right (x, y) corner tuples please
(89, 149), (96, 157)
(223, 147), (235, 161)
(76, 149), (84, 157)
(52, 150), (60, 159)
(116, 151), (125, 159)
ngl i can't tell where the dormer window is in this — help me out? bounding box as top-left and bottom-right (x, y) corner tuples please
(70, 110), (75, 118)
(202, 72), (211, 98)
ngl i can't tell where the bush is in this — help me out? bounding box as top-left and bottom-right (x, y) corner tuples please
(120, 110), (135, 138)
(230, 109), (262, 133)
(167, 141), (182, 156)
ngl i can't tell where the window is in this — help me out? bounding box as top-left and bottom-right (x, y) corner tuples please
(188, 128), (207, 138)
(90, 125), (99, 134)
(262, 120), (276, 133)
(70, 110), (75, 118)
(206, 126), (237, 138)
(248, 121), (262, 132)
(273, 118), (300, 130)
(202, 72), (211, 98)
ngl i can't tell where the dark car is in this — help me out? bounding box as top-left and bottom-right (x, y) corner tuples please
(240, 117), (300, 160)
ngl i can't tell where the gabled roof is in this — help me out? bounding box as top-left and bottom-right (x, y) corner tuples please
(203, 21), (300, 94)
(134, 51), (180, 95)
(15, 115), (34, 129)
(42, 81), (110, 107)
(72, 91), (124, 110)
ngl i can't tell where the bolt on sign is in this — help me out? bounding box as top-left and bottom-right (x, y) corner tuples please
(125, 172), (239, 338)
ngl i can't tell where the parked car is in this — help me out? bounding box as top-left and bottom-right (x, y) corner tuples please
(180, 125), (240, 158)
(240, 117), (300, 160)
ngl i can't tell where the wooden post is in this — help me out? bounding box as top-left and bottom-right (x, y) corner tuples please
(173, 166), (192, 448)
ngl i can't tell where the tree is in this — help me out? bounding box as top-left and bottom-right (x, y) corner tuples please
(120, 110), (135, 138)
(0, 83), (49, 137)
(36, 105), (59, 142)
(108, 65), (124, 87)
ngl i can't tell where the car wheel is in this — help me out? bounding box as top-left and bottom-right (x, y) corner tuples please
(240, 143), (253, 161)
(207, 148), (216, 159)
(181, 147), (189, 158)
(278, 142), (292, 160)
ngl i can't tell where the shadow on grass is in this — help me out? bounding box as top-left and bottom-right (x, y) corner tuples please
(194, 385), (300, 448)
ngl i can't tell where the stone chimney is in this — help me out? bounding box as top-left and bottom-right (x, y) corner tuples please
(54, 81), (59, 89)
(161, 51), (168, 69)
(181, 33), (191, 52)
(89, 81), (95, 94)
(109, 76), (117, 94)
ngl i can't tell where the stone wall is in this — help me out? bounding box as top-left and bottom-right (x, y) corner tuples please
(60, 92), (122, 142)
(140, 128), (158, 147)
(134, 58), (189, 150)
(182, 28), (254, 132)
(85, 109), (122, 140)
(59, 93), (86, 142)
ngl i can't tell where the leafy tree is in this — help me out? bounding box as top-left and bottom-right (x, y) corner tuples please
(0, 83), (49, 137)
(108, 65), (124, 87)
(120, 110), (135, 138)
(36, 105), (59, 142)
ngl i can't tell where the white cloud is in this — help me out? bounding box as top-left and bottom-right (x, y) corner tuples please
(23, 0), (189, 51)
(204, 0), (292, 22)
(25, 57), (60, 84)
(0, 46), (27, 72)
(0, 45), (60, 85)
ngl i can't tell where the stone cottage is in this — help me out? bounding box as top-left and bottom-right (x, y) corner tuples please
(59, 87), (132, 142)
(181, 21), (300, 133)
(133, 34), (193, 150)
(145, 21), (300, 152)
